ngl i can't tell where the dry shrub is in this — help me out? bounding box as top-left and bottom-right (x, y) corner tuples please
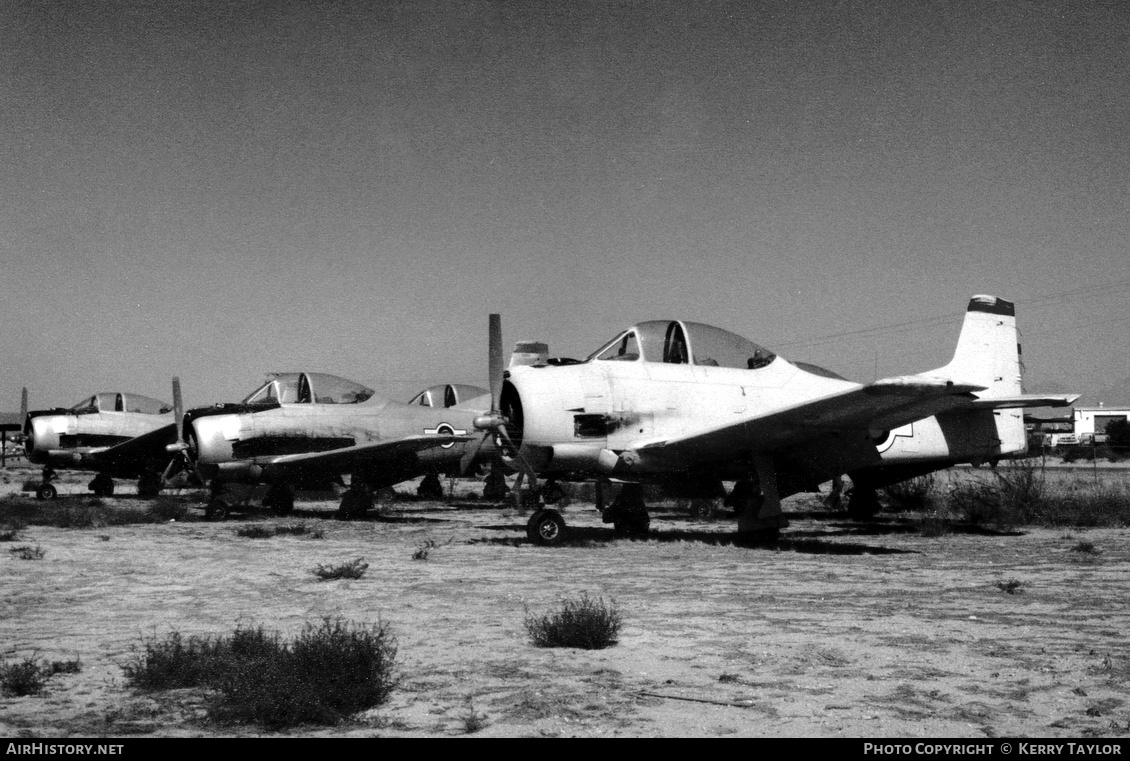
(524, 593), (622, 650)
(123, 618), (397, 730)
(313, 558), (368, 580)
(882, 474), (938, 510)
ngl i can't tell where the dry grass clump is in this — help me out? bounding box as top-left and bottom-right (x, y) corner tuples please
(947, 461), (1130, 530)
(9, 544), (45, 560)
(123, 618), (397, 729)
(0, 656), (82, 697)
(313, 557), (368, 580)
(524, 593), (622, 650)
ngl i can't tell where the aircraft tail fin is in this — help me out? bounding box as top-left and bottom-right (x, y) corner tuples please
(935, 295), (1024, 397)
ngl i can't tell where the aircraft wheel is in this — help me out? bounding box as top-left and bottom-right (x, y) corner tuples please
(36, 483), (58, 501)
(526, 509), (566, 546)
(205, 499), (229, 521)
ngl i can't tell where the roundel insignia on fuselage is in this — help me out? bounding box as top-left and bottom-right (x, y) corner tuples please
(424, 422), (467, 449)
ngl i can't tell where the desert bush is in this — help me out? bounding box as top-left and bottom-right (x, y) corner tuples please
(413, 539), (436, 560)
(882, 474), (938, 510)
(123, 631), (229, 690)
(997, 579), (1024, 594)
(946, 462), (1130, 528)
(0, 528), (21, 542)
(524, 593), (622, 650)
(47, 657), (83, 675)
(9, 544), (45, 560)
(212, 617), (398, 728)
(0, 657), (48, 696)
(313, 558), (368, 580)
(123, 619), (397, 729)
(235, 525), (274, 539)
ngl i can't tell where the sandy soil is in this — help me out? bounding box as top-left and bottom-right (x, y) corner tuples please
(2, 463), (1130, 738)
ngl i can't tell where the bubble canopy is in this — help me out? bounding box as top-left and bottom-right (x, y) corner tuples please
(69, 393), (171, 414)
(586, 320), (777, 370)
(241, 373), (375, 405)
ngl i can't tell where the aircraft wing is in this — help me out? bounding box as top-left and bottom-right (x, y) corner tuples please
(633, 376), (987, 466)
(257, 434), (475, 478)
(78, 423), (179, 471)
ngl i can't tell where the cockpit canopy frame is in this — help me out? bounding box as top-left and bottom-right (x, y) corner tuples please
(586, 320), (777, 370)
(241, 373), (375, 406)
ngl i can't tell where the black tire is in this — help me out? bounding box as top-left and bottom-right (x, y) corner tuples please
(36, 483), (58, 501)
(205, 499), (229, 521)
(526, 509), (566, 546)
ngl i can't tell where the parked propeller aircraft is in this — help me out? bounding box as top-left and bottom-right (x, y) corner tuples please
(178, 372), (492, 519)
(22, 383), (182, 499)
(469, 296), (1079, 544)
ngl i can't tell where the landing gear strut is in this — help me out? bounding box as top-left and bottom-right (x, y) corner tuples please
(89, 472), (115, 498)
(735, 454), (789, 544)
(417, 472), (444, 501)
(337, 486), (373, 520)
(601, 483), (651, 536)
(137, 472), (162, 499)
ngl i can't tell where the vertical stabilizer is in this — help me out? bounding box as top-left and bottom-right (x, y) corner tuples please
(936, 295), (1023, 398)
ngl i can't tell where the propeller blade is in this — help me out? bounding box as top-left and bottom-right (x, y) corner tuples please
(488, 313), (503, 413)
(459, 431), (490, 476)
(20, 387), (27, 422)
(497, 424), (537, 492)
(172, 377), (184, 445)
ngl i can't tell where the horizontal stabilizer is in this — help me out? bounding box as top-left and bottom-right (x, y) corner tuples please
(968, 393), (1080, 410)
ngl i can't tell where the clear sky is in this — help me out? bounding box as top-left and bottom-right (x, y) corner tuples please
(3, 0), (1128, 410)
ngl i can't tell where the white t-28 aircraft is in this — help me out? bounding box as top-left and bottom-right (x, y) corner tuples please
(471, 296), (1078, 545)
(22, 386), (179, 499)
(179, 372), (490, 519)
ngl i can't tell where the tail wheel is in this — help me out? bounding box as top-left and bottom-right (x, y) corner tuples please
(526, 509), (566, 546)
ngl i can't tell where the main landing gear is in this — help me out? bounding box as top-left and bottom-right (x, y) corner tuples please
(35, 467), (59, 500)
(204, 482), (296, 521)
(337, 484), (373, 520)
(599, 483), (651, 536)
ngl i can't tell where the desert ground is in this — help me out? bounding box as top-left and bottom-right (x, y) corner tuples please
(2, 462), (1130, 738)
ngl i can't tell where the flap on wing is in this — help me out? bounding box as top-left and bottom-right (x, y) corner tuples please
(634, 378), (983, 466)
(261, 434), (474, 473)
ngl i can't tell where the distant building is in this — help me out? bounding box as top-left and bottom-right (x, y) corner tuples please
(1074, 405), (1130, 438)
(0, 411), (23, 465)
